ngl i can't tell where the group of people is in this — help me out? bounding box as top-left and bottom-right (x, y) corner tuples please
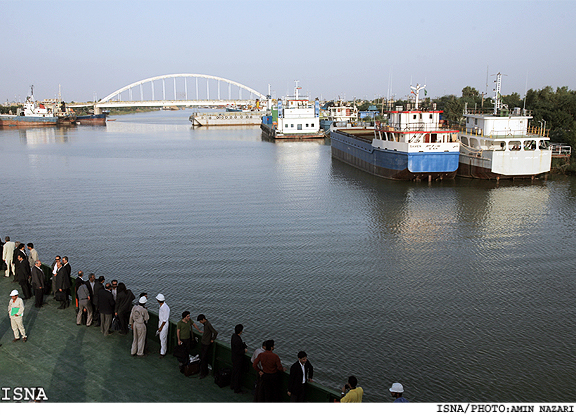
(2, 236), (409, 403)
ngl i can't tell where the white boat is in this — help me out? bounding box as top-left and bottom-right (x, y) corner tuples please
(260, 81), (324, 141)
(457, 73), (552, 180)
(320, 99), (359, 132)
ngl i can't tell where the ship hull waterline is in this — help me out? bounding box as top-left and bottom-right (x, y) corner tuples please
(331, 129), (459, 181)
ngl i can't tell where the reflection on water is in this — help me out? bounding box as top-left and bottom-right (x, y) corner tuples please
(1, 112), (576, 402)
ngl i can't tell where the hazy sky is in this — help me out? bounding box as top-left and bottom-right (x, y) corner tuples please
(2, 0), (575, 103)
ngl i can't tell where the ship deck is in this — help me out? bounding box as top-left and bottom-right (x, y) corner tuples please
(0, 276), (252, 403)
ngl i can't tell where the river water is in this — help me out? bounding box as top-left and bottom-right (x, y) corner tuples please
(1, 109), (576, 402)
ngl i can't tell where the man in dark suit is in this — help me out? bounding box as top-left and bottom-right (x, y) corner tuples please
(30, 260), (45, 308)
(61, 256), (72, 308)
(15, 253), (32, 300)
(98, 282), (115, 336)
(287, 351), (314, 402)
(54, 261), (70, 309)
(230, 324), (247, 393)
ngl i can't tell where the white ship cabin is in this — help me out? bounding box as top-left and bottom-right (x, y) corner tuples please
(461, 107), (550, 152)
(375, 105), (457, 144)
(277, 98), (320, 135)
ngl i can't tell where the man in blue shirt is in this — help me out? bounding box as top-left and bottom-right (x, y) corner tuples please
(390, 382), (409, 402)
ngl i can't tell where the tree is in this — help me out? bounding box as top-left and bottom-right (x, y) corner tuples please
(462, 86), (479, 97)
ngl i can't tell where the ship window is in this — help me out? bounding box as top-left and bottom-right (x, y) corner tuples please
(524, 140), (536, 151)
(306, 124), (309, 127)
(311, 123), (314, 127)
(285, 124), (288, 128)
(413, 115), (417, 120)
(291, 124), (294, 128)
(474, 119), (478, 125)
(460, 136), (469, 146)
(508, 140), (521, 151)
(430, 114), (433, 119)
(494, 141), (505, 150)
(297, 124), (302, 130)
(539, 141), (549, 150)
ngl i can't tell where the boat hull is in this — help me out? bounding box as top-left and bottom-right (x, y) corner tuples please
(260, 123), (326, 142)
(331, 129), (459, 180)
(190, 112), (264, 127)
(457, 145), (552, 180)
(76, 114), (107, 126)
(0, 115), (58, 127)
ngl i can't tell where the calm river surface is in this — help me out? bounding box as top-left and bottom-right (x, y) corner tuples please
(1, 109), (576, 402)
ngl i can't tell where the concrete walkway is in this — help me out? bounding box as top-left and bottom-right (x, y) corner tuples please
(0, 276), (252, 402)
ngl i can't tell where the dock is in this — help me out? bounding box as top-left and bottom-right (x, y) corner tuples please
(0, 273), (339, 403)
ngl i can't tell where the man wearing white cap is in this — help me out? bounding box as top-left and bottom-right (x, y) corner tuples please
(8, 289), (27, 342)
(390, 382), (409, 402)
(156, 294), (170, 357)
(129, 296), (150, 356)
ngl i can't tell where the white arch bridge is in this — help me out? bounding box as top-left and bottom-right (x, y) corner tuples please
(86, 74), (267, 110)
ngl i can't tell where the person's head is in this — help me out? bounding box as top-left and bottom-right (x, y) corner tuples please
(10, 289), (19, 300)
(197, 314), (206, 323)
(89, 273), (95, 282)
(297, 351), (307, 364)
(117, 282), (126, 293)
(17, 243), (25, 250)
(35, 260), (41, 267)
(139, 296), (147, 305)
(389, 382), (404, 397)
(105, 283), (111, 290)
(111, 279), (118, 289)
(264, 339), (275, 351)
(5, 236), (10, 242)
(98, 276), (105, 283)
(156, 293), (165, 303)
(62, 256), (68, 264)
(55, 255), (61, 263)
(27, 243), (34, 249)
(78, 270), (84, 278)
(182, 311), (191, 321)
(235, 324), (243, 335)
(348, 376), (358, 389)
(17, 253), (24, 261)
(139, 292), (147, 299)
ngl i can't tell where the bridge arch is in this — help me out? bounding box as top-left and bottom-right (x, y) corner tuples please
(98, 74), (267, 103)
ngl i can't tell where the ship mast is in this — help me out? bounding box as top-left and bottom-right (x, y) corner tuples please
(410, 83), (425, 110)
(493, 72), (502, 114)
(294, 80), (300, 100)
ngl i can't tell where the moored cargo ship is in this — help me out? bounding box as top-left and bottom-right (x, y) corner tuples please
(260, 81), (325, 142)
(0, 86), (76, 127)
(189, 111), (265, 126)
(331, 84), (460, 181)
(457, 73), (553, 180)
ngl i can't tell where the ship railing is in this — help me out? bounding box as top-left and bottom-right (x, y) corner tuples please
(460, 126), (549, 138)
(550, 143), (572, 156)
(464, 108), (533, 117)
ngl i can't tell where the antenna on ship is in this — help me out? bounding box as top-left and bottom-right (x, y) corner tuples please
(410, 83), (426, 110)
(294, 80), (300, 100)
(492, 72), (507, 114)
(481, 66), (488, 109)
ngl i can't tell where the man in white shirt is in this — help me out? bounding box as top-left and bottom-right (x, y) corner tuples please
(2, 236), (15, 278)
(156, 293), (170, 357)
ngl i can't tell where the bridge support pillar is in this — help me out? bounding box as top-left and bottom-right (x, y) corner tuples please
(94, 105), (102, 115)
